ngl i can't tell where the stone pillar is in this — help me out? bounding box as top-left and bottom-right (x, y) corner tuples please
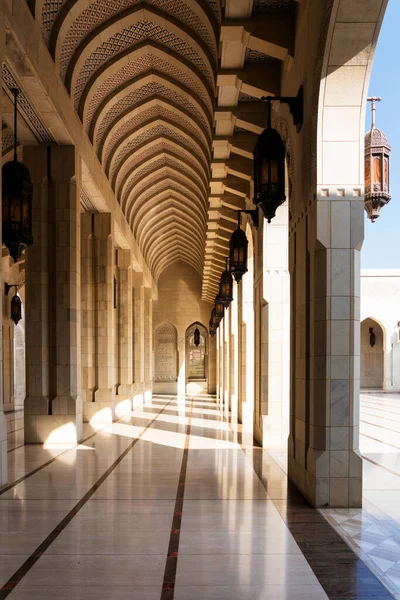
(83, 213), (115, 423)
(230, 284), (239, 425)
(288, 200), (363, 508)
(143, 288), (153, 403)
(25, 146), (82, 443)
(177, 331), (186, 396)
(81, 214), (95, 406)
(261, 205), (290, 450)
(0, 6), (7, 480)
(115, 249), (133, 414)
(223, 310), (230, 418)
(133, 274), (145, 405)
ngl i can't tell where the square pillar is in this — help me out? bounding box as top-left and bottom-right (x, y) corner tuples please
(133, 274), (145, 406)
(115, 249), (133, 415)
(82, 213), (115, 423)
(288, 200), (363, 507)
(143, 288), (153, 403)
(24, 146), (82, 444)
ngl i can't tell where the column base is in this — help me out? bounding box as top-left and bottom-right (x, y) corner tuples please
(83, 388), (114, 423)
(115, 384), (133, 416)
(132, 383), (144, 407)
(288, 437), (362, 507)
(24, 414), (80, 444)
(144, 381), (153, 404)
(0, 412), (7, 485)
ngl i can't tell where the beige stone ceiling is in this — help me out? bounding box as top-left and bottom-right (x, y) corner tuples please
(4, 0), (296, 292)
(29, 0), (219, 281)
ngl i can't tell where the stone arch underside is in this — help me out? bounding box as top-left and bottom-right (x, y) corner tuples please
(36, 0), (219, 280)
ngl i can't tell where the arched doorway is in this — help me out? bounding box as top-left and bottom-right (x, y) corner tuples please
(153, 322), (178, 394)
(185, 322), (208, 394)
(361, 318), (385, 390)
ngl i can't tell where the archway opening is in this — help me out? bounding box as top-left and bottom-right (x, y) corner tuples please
(185, 322), (208, 394)
(360, 318), (385, 390)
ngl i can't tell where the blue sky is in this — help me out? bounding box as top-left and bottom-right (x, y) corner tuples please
(362, 0), (400, 268)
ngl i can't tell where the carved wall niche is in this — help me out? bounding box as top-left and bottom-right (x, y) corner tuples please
(154, 321), (178, 382)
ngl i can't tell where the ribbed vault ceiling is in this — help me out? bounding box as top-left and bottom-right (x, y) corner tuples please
(35, 0), (219, 280)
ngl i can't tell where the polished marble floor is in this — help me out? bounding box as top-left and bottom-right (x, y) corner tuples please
(322, 392), (400, 600)
(0, 394), (394, 599)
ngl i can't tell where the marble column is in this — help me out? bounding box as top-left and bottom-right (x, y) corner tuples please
(0, 5), (7, 481)
(223, 310), (230, 418)
(24, 146), (82, 443)
(230, 284), (239, 425)
(132, 274), (145, 406)
(115, 249), (133, 414)
(81, 214), (95, 406)
(288, 200), (363, 508)
(143, 288), (153, 403)
(261, 205), (290, 450)
(87, 213), (115, 423)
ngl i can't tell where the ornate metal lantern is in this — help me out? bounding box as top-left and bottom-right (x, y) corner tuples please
(364, 97), (391, 222)
(209, 318), (216, 337)
(219, 257), (233, 308)
(253, 103), (286, 223)
(214, 293), (224, 319)
(229, 212), (248, 283)
(5, 283), (22, 326)
(194, 327), (200, 347)
(254, 87), (303, 223)
(2, 89), (33, 262)
(211, 307), (219, 329)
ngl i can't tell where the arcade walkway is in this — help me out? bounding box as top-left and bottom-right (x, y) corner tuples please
(0, 395), (392, 600)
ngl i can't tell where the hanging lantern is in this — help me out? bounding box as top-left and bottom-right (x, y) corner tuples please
(214, 293), (224, 319)
(219, 257), (233, 308)
(5, 283), (22, 326)
(253, 97), (286, 223)
(194, 327), (200, 347)
(209, 317), (216, 337)
(2, 89), (33, 262)
(229, 212), (248, 283)
(364, 97), (391, 222)
(10, 293), (22, 326)
(211, 307), (219, 329)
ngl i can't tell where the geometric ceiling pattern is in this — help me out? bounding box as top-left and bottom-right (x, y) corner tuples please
(33, 0), (219, 280)
(23, 0), (295, 290)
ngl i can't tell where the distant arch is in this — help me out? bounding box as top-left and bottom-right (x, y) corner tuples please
(360, 317), (385, 390)
(185, 322), (208, 390)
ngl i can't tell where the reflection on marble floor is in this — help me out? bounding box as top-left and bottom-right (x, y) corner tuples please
(321, 392), (400, 600)
(0, 394), (330, 600)
(0, 393), (395, 599)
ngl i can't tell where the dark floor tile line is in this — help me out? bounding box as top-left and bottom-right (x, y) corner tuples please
(0, 397), (175, 600)
(361, 432), (400, 452)
(0, 409), (140, 495)
(363, 454), (400, 480)
(7, 444), (25, 454)
(216, 400), (395, 600)
(160, 398), (193, 600)
(360, 419), (400, 435)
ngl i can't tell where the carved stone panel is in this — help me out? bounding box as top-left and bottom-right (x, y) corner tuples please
(154, 322), (177, 381)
